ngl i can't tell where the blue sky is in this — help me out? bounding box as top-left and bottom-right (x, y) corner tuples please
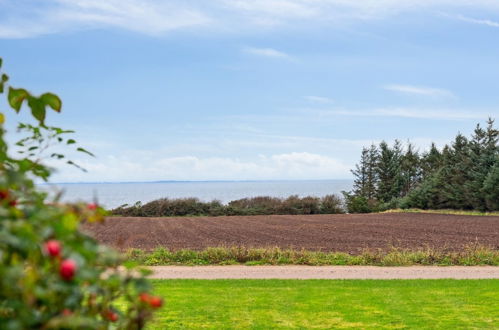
(0, 0), (498, 182)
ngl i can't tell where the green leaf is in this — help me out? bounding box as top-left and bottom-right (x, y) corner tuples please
(0, 74), (7, 93)
(67, 139), (76, 145)
(27, 96), (46, 124)
(8, 87), (29, 112)
(50, 153), (64, 159)
(0, 113), (4, 124)
(40, 92), (62, 112)
(77, 147), (95, 157)
(62, 213), (78, 231)
(67, 160), (88, 172)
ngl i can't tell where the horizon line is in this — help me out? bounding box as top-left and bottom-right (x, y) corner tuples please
(38, 179), (354, 185)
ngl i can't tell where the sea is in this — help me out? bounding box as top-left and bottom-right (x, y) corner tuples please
(38, 180), (353, 209)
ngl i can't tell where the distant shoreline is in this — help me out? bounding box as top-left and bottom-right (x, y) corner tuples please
(37, 179), (354, 185)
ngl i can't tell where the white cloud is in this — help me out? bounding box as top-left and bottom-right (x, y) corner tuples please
(304, 96), (334, 104)
(0, 0), (211, 38)
(221, 0), (499, 25)
(328, 107), (489, 120)
(3, 0), (499, 38)
(242, 47), (292, 59)
(383, 84), (455, 98)
(221, 0), (318, 21)
(49, 151), (351, 182)
(443, 13), (499, 28)
(373, 108), (482, 120)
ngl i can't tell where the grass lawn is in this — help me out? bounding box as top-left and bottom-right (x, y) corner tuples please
(147, 279), (499, 329)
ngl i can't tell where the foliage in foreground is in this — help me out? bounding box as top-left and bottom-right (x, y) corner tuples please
(0, 58), (159, 328)
(344, 119), (499, 213)
(126, 245), (499, 266)
(148, 279), (499, 329)
(111, 194), (345, 217)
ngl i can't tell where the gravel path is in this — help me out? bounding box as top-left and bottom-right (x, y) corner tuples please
(149, 266), (499, 279)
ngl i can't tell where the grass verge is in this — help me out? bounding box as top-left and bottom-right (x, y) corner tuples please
(147, 279), (499, 329)
(383, 208), (499, 216)
(126, 246), (499, 266)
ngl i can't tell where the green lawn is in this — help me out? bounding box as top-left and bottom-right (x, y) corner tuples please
(147, 279), (499, 329)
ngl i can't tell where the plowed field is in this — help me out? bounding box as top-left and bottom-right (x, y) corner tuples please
(83, 213), (499, 253)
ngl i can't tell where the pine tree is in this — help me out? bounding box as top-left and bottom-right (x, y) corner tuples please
(482, 159), (499, 211)
(350, 119), (498, 212)
(375, 140), (402, 202)
(439, 134), (473, 209)
(421, 143), (442, 179)
(467, 122), (487, 209)
(365, 144), (379, 200)
(351, 147), (369, 197)
(351, 144), (378, 200)
(399, 142), (421, 197)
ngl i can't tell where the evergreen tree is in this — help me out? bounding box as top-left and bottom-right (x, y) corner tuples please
(441, 134), (473, 209)
(351, 147), (369, 197)
(351, 144), (378, 200)
(466, 119), (499, 210)
(349, 119), (498, 212)
(375, 140), (402, 202)
(366, 144), (379, 200)
(482, 159), (499, 211)
(421, 143), (442, 179)
(399, 142), (421, 197)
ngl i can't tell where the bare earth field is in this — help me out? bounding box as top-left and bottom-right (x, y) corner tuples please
(83, 213), (499, 253)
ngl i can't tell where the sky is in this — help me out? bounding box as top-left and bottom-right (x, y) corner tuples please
(0, 0), (498, 182)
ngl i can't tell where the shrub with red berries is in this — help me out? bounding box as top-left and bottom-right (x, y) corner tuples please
(45, 240), (61, 258)
(139, 292), (163, 309)
(0, 58), (160, 328)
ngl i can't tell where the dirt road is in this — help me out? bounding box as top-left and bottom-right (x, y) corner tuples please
(148, 265), (499, 279)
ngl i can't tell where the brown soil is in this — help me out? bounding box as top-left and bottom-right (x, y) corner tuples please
(82, 213), (499, 253)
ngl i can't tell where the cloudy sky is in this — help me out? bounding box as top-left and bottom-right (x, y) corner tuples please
(0, 0), (498, 182)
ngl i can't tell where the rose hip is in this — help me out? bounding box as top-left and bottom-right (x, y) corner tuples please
(59, 259), (77, 281)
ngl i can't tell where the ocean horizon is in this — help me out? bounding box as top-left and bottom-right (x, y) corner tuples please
(38, 179), (353, 209)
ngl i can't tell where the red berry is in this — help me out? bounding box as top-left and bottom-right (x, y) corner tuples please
(88, 203), (98, 210)
(62, 309), (72, 316)
(8, 199), (17, 207)
(59, 259), (77, 281)
(0, 190), (8, 200)
(149, 296), (163, 308)
(105, 310), (119, 322)
(139, 292), (151, 303)
(45, 240), (61, 257)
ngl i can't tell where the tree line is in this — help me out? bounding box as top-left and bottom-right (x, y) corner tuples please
(344, 119), (498, 212)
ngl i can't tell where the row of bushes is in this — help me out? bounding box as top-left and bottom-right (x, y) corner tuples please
(110, 195), (345, 217)
(342, 193), (499, 215)
(126, 245), (499, 266)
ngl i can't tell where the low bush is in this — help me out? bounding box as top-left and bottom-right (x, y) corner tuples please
(341, 193), (379, 213)
(111, 194), (345, 217)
